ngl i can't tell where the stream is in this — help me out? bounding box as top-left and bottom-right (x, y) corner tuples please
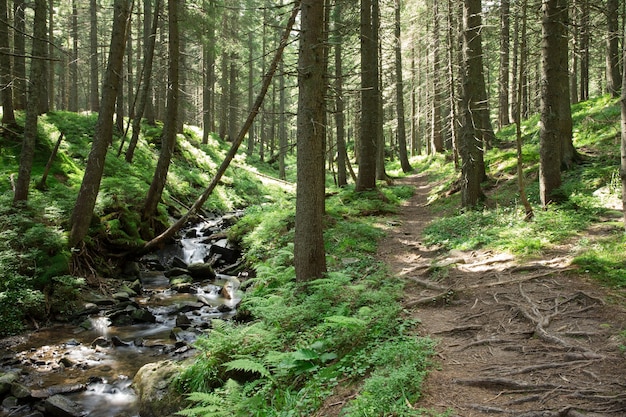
(0, 213), (245, 417)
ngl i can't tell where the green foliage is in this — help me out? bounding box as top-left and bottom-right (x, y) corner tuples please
(572, 234), (626, 288)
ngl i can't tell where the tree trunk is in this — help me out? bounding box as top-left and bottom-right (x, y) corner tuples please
(431, 0), (444, 153)
(620, 21), (626, 230)
(69, 0), (130, 248)
(278, 58), (287, 179)
(143, 0), (155, 124)
(70, 0), (79, 112)
(48, 0), (54, 112)
(141, 1), (300, 253)
(13, 0), (26, 110)
(142, 0), (179, 222)
(125, 0), (160, 163)
(579, 0), (589, 101)
(356, 0), (377, 191)
(606, 0), (621, 97)
(13, 0), (47, 203)
(246, 29), (254, 153)
(295, 0), (327, 283)
(228, 51), (238, 142)
(374, 0), (386, 182)
(459, 0), (486, 207)
(394, 0), (412, 173)
(0, 0), (15, 126)
(90, 0), (100, 112)
(334, 2), (347, 187)
(539, 0), (572, 206)
(498, 0), (511, 128)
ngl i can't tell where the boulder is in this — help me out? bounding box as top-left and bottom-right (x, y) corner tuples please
(0, 372), (18, 396)
(175, 314), (192, 329)
(133, 360), (187, 417)
(186, 263), (216, 281)
(10, 382), (32, 400)
(43, 395), (86, 417)
(121, 261), (141, 280)
(164, 267), (188, 278)
(131, 308), (156, 324)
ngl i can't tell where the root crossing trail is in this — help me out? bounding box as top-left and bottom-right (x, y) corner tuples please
(378, 173), (626, 417)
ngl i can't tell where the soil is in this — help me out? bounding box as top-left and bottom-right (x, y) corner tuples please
(322, 173), (626, 417)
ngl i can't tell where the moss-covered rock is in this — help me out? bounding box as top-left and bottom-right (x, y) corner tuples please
(132, 360), (187, 417)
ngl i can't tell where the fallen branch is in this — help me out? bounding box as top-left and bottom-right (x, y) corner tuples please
(404, 289), (455, 308)
(407, 276), (448, 291)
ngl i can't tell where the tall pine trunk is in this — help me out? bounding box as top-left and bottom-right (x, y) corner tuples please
(0, 0), (15, 126)
(69, 0), (130, 248)
(142, 0), (179, 223)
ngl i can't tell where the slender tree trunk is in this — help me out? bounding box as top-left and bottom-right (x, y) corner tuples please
(278, 58), (287, 179)
(142, 0), (179, 222)
(90, 0), (100, 112)
(620, 21), (626, 230)
(295, 0), (326, 282)
(606, 0), (621, 97)
(143, 0), (155, 124)
(374, 0), (385, 182)
(141, 1), (300, 253)
(228, 51), (238, 142)
(48, 0), (54, 112)
(356, 0), (377, 191)
(125, 0), (160, 163)
(570, 0), (579, 104)
(446, 0), (459, 168)
(334, 2), (347, 187)
(69, 0), (130, 248)
(579, 0), (589, 101)
(13, 0), (26, 110)
(0, 0), (15, 125)
(515, 0), (533, 220)
(431, 0), (444, 153)
(70, 0), (79, 112)
(498, 0), (511, 128)
(13, 0), (47, 203)
(394, 0), (412, 173)
(246, 29), (254, 153)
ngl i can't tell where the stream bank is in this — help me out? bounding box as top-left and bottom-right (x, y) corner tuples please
(0, 213), (247, 417)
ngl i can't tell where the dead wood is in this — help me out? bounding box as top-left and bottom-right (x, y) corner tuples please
(433, 325), (483, 335)
(405, 289), (455, 308)
(454, 377), (557, 391)
(407, 276), (448, 291)
(458, 337), (512, 351)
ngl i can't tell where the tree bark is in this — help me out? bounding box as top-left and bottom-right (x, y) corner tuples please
(13, 0), (47, 203)
(69, 0), (130, 248)
(394, 0), (412, 173)
(295, 0), (327, 283)
(539, 0), (572, 206)
(431, 0), (444, 153)
(356, 0), (377, 191)
(459, 0), (487, 207)
(605, 0), (621, 97)
(0, 0), (15, 126)
(498, 0), (511, 128)
(70, 0), (79, 112)
(621, 19), (626, 231)
(13, 0), (26, 110)
(125, 0), (161, 163)
(142, 0), (179, 222)
(141, 0), (300, 253)
(334, 2), (347, 187)
(90, 0), (100, 112)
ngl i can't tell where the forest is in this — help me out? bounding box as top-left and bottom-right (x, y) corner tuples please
(1, 0), (626, 416)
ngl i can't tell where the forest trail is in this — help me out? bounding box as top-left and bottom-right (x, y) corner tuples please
(377, 173), (626, 417)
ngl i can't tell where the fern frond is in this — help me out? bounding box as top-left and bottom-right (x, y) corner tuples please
(185, 392), (223, 405)
(324, 315), (366, 329)
(223, 358), (275, 381)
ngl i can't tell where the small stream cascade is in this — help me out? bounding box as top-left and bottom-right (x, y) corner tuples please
(0, 212), (246, 417)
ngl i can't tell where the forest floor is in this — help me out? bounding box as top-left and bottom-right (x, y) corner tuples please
(376, 173), (626, 417)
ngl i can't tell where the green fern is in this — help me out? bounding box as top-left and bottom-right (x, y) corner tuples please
(222, 358), (275, 382)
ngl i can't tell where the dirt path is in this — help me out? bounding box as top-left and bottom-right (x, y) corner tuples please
(377, 173), (626, 417)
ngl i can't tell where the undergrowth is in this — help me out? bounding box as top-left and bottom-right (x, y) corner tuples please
(178, 186), (436, 416)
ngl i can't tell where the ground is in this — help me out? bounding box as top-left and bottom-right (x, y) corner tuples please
(377, 173), (626, 417)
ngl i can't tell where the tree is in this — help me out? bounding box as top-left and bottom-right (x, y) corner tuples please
(430, 0), (444, 153)
(90, 0), (100, 112)
(0, 0), (15, 126)
(294, 0), (327, 282)
(459, 0), (487, 207)
(13, 0), (26, 110)
(13, 0), (47, 203)
(334, 1), (348, 187)
(124, 0), (161, 163)
(356, 0), (378, 191)
(539, 0), (572, 206)
(69, 0), (130, 248)
(142, 0), (179, 223)
(605, 0), (620, 97)
(498, 0), (511, 128)
(621, 20), (626, 231)
(394, 0), (412, 173)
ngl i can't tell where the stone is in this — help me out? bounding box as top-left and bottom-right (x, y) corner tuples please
(90, 337), (110, 348)
(171, 256), (188, 269)
(112, 292), (131, 302)
(111, 336), (131, 347)
(175, 314), (192, 329)
(217, 304), (232, 313)
(43, 395), (86, 417)
(118, 285), (137, 297)
(0, 372), (18, 396)
(129, 279), (142, 294)
(10, 382), (31, 399)
(164, 267), (188, 278)
(133, 360), (188, 417)
(58, 357), (75, 368)
(121, 261), (141, 280)
(1, 396), (18, 409)
(131, 308), (156, 324)
(186, 263), (216, 281)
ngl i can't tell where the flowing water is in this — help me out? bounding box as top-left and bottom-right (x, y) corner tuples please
(0, 217), (244, 417)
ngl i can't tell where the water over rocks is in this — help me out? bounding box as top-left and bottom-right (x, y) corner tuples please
(0, 215), (247, 417)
